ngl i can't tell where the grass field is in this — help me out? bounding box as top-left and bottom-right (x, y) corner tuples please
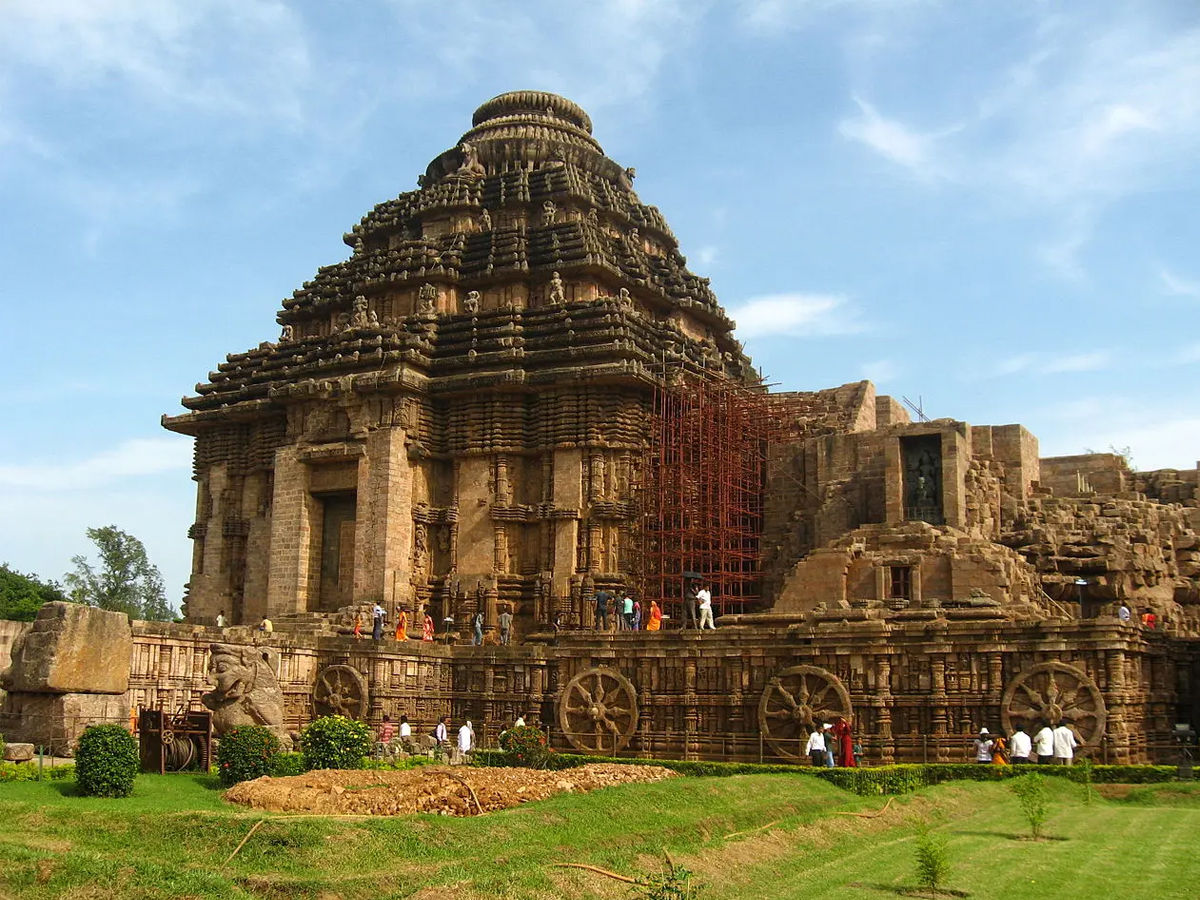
(1, 772), (1198, 899)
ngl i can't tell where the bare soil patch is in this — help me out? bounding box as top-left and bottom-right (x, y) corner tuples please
(224, 763), (676, 817)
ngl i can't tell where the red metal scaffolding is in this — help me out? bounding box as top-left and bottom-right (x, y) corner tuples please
(634, 372), (789, 621)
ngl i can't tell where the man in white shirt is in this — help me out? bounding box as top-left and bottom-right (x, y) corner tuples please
(1032, 723), (1055, 764)
(697, 586), (715, 630)
(457, 720), (474, 763)
(805, 724), (826, 767)
(435, 715), (450, 745)
(216, 611), (226, 629)
(399, 714), (412, 739)
(1009, 724), (1032, 764)
(973, 728), (993, 763)
(1052, 721), (1078, 765)
(514, 715), (526, 728)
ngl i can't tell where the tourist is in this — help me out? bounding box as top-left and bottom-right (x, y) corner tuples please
(822, 723), (836, 766)
(499, 606), (513, 645)
(833, 716), (857, 767)
(216, 610), (226, 629)
(1052, 720), (1078, 765)
(258, 616), (273, 634)
(1142, 608), (1158, 629)
(379, 714), (395, 747)
(399, 714), (411, 740)
(472, 610), (484, 646)
(805, 723), (826, 767)
(595, 588), (611, 631)
(514, 714), (526, 728)
(372, 603), (386, 641)
(457, 719), (475, 763)
(435, 715), (450, 747)
(622, 592), (635, 631)
(646, 600), (663, 631)
(991, 732), (1009, 765)
(973, 728), (993, 763)
(395, 608), (408, 641)
(1118, 602), (1131, 622)
(422, 609), (435, 642)
(353, 613), (364, 640)
(1009, 723), (1032, 764)
(1033, 722), (1055, 764)
(697, 585), (715, 630)
(632, 599), (642, 630)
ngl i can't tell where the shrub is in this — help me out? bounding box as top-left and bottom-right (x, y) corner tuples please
(270, 751), (306, 777)
(632, 862), (700, 899)
(216, 725), (281, 786)
(0, 731), (5, 761)
(1010, 773), (1049, 839)
(913, 828), (951, 895)
(75, 725), (139, 798)
(300, 716), (372, 770)
(498, 725), (553, 768)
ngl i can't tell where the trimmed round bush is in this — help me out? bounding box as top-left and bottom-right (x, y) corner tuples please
(300, 716), (372, 770)
(498, 724), (552, 768)
(270, 751), (306, 778)
(216, 725), (281, 786)
(75, 725), (139, 798)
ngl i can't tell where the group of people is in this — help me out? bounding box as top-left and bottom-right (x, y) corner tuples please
(972, 721), (1079, 765)
(377, 713), (477, 763)
(346, 604), (518, 647)
(804, 717), (861, 767)
(591, 583), (715, 632)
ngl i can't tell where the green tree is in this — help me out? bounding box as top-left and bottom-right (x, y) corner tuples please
(63, 526), (175, 621)
(0, 564), (67, 621)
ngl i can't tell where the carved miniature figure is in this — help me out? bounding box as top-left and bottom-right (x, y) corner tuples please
(418, 283), (437, 314)
(280, 324), (294, 342)
(542, 200), (556, 227)
(548, 271), (565, 306)
(201, 643), (291, 748)
(349, 295), (370, 328)
(456, 140), (486, 178)
(479, 208), (492, 231)
(464, 290), (481, 314)
(618, 287), (633, 307)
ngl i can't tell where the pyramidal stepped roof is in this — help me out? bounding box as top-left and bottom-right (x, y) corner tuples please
(167, 91), (752, 424)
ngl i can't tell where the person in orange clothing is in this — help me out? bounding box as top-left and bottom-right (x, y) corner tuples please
(395, 608), (408, 641)
(646, 600), (663, 631)
(353, 613), (364, 639)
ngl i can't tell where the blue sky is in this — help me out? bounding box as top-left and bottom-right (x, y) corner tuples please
(1, 0), (1197, 606)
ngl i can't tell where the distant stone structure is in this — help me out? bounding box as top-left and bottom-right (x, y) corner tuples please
(5, 92), (1197, 763)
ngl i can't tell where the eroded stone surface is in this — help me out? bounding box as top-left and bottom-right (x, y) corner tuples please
(0, 603), (131, 695)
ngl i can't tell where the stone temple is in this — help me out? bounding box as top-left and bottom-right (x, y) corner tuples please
(3, 91), (1199, 764)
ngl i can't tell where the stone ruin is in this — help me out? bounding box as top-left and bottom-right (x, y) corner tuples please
(3, 92), (1198, 763)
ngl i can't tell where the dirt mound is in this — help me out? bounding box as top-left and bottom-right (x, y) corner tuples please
(223, 763), (676, 817)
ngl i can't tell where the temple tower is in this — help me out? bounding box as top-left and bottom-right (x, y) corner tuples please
(163, 90), (751, 634)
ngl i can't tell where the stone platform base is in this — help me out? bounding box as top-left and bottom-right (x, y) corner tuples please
(0, 691), (130, 756)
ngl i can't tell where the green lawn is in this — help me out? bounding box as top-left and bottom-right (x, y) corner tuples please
(1, 773), (1198, 899)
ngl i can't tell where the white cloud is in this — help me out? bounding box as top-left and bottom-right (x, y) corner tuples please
(989, 350), (1110, 377)
(0, 437), (191, 491)
(694, 245), (720, 268)
(838, 96), (940, 176)
(860, 358), (898, 383)
(1159, 266), (1200, 299)
(729, 292), (863, 340)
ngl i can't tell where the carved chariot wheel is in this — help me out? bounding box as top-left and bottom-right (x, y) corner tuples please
(1001, 662), (1107, 746)
(758, 665), (852, 759)
(557, 666), (639, 754)
(313, 664), (369, 719)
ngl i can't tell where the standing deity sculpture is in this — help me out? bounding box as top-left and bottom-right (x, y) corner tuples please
(464, 290), (481, 314)
(201, 644), (291, 748)
(479, 208), (492, 231)
(413, 522), (428, 571)
(542, 200), (557, 227)
(418, 283), (437, 315)
(349, 295), (370, 328)
(548, 271), (566, 306)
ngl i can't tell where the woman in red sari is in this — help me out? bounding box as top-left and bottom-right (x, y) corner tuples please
(832, 716), (857, 767)
(422, 610), (435, 642)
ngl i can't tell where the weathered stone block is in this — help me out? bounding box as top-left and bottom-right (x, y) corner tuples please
(0, 602), (132, 694)
(0, 691), (131, 756)
(3, 742), (34, 761)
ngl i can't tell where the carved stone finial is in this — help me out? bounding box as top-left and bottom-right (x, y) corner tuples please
(548, 271), (566, 306)
(542, 200), (557, 227)
(464, 290), (481, 314)
(625, 166), (637, 182)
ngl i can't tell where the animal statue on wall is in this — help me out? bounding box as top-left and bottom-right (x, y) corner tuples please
(201, 643), (292, 749)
